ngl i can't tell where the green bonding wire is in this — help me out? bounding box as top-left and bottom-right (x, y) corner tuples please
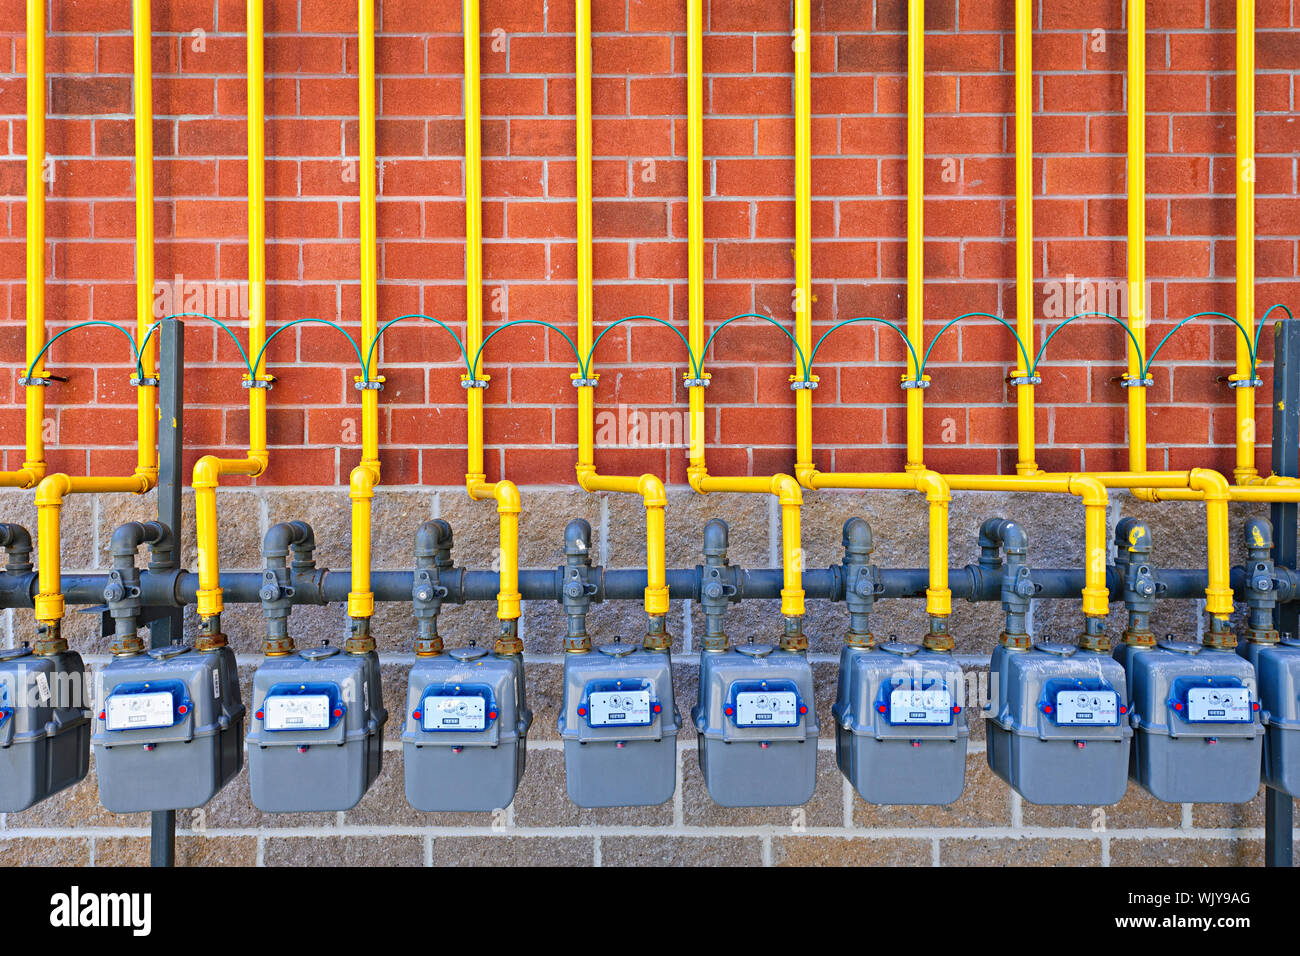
(27, 321), (145, 381)
(810, 316), (918, 382)
(251, 317), (367, 379)
(587, 315), (692, 378)
(145, 313), (254, 378)
(472, 320), (582, 377)
(368, 313), (472, 379)
(699, 313), (807, 380)
(1033, 312), (1145, 377)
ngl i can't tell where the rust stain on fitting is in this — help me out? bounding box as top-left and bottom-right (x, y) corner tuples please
(1076, 631), (1111, 654)
(196, 631), (229, 652)
(922, 632), (954, 652)
(998, 631), (1033, 650)
(110, 636), (145, 657)
(261, 635), (294, 657)
(494, 634), (523, 656)
(33, 625), (66, 657)
(345, 636), (376, 655)
(1121, 628), (1157, 647)
(844, 630), (876, 649)
(414, 637), (444, 657)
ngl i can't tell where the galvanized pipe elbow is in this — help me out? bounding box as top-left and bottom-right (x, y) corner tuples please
(0, 523), (33, 574)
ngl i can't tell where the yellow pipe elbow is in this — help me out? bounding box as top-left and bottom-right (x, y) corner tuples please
(914, 469), (952, 618)
(491, 479), (522, 621)
(1066, 475), (1111, 618)
(347, 463), (378, 620)
(193, 455), (226, 619)
(1188, 467), (1234, 619)
(636, 473), (670, 616)
(33, 473), (73, 625)
(768, 474), (806, 618)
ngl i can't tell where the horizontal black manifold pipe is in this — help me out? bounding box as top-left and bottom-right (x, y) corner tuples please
(4, 563), (1282, 611)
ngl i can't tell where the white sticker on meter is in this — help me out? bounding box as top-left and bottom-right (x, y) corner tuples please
(263, 694), (331, 731)
(734, 690), (799, 727)
(1054, 689), (1120, 725)
(588, 689), (652, 726)
(105, 691), (175, 731)
(1185, 686), (1252, 722)
(423, 694), (487, 731)
(889, 687), (954, 724)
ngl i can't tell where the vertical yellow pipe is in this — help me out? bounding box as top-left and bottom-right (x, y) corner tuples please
(572, 0), (670, 626)
(686, 0), (707, 482)
(192, 0), (271, 625)
(1012, 0), (1037, 475)
(904, 0), (926, 473)
(347, 0), (381, 636)
(793, 0), (813, 472)
(1233, 0), (1258, 483)
(1126, 0), (1148, 472)
(462, 0), (522, 638)
(4, 0), (48, 488)
(132, 0), (158, 485)
(684, 0), (805, 636)
(247, 0), (268, 458)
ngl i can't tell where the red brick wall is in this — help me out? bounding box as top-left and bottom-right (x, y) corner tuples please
(1, 0), (1297, 487)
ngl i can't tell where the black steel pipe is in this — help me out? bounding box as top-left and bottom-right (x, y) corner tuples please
(3, 563), (1283, 612)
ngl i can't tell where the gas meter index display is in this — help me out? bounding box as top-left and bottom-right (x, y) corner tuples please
(1041, 678), (1122, 727)
(580, 678), (658, 727)
(416, 683), (497, 732)
(727, 679), (804, 728)
(258, 681), (345, 731)
(885, 682), (956, 726)
(102, 680), (191, 732)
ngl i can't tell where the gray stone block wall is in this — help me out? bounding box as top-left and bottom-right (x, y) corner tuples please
(0, 485), (1293, 867)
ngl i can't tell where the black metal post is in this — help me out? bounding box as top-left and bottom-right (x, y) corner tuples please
(1268, 317), (1298, 868)
(148, 317), (183, 868)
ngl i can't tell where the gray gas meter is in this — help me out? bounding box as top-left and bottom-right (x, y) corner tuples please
(987, 641), (1132, 805)
(1119, 640), (1262, 803)
(402, 644), (531, 811)
(832, 642), (968, 805)
(93, 643), (244, 812)
(0, 646), (90, 812)
(1240, 637), (1300, 798)
(557, 641), (678, 807)
(693, 642), (818, 807)
(247, 643), (387, 812)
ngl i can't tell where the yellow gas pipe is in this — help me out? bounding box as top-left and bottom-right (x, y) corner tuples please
(193, 0), (272, 633)
(572, 0), (670, 646)
(343, 0), (385, 654)
(1232, 0), (1259, 486)
(33, 0), (161, 649)
(1126, 0), (1148, 475)
(903, 0), (927, 473)
(686, 0), (805, 647)
(793, 0), (953, 649)
(463, 0), (522, 654)
(2, 0), (49, 490)
(1011, 0), (1037, 476)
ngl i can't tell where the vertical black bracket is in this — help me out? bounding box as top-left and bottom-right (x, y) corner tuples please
(148, 317), (184, 868)
(1268, 317), (1298, 868)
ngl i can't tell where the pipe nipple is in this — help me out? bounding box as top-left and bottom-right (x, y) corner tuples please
(33, 622), (66, 657)
(494, 619), (523, 656)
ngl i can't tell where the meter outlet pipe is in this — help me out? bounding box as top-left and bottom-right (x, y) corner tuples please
(792, 0), (953, 649)
(343, 0), (384, 655)
(573, 0), (670, 650)
(32, 0), (163, 655)
(192, 0), (272, 642)
(462, 0), (523, 656)
(1, 0), (49, 489)
(685, 0), (806, 649)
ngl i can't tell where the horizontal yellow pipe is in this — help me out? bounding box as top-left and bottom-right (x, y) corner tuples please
(944, 473), (1111, 618)
(695, 473), (805, 619)
(1056, 469), (1234, 620)
(805, 469), (952, 618)
(34, 473), (151, 626)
